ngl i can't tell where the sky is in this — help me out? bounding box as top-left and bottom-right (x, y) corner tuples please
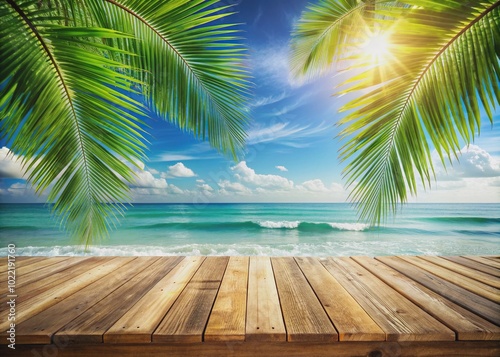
(1, 0), (499, 204)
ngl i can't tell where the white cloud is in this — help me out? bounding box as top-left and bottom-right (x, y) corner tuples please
(156, 154), (199, 162)
(0, 147), (28, 179)
(167, 184), (184, 195)
(299, 179), (328, 192)
(246, 121), (331, 146)
(218, 180), (252, 196)
(251, 92), (287, 107)
(251, 45), (291, 87)
(455, 145), (500, 177)
(166, 162), (196, 178)
(148, 168), (160, 175)
(198, 183), (214, 192)
(433, 145), (500, 181)
(276, 165), (288, 172)
(232, 161), (294, 189)
(0, 182), (46, 203)
(132, 169), (167, 189)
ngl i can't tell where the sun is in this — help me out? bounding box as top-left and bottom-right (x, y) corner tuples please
(361, 30), (391, 62)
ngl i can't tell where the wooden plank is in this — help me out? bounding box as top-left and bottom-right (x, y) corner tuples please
(419, 256), (500, 288)
(272, 257), (337, 342)
(321, 257), (455, 341)
(443, 256), (500, 278)
(400, 256), (500, 303)
(105, 256), (205, 343)
(55, 256), (183, 344)
(295, 257), (384, 342)
(7, 341), (500, 357)
(2, 257), (97, 303)
(11, 257), (82, 289)
(378, 256), (500, 326)
(245, 257), (286, 342)
(485, 256), (500, 261)
(0, 257), (66, 292)
(16, 257), (160, 344)
(0, 257), (106, 323)
(465, 256), (500, 270)
(353, 256), (500, 341)
(0, 257), (46, 273)
(0, 257), (134, 333)
(153, 256), (229, 343)
(205, 256), (249, 342)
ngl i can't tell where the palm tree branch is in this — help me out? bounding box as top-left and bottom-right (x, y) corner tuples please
(6, 0), (95, 205)
(102, 0), (248, 159)
(337, 1), (499, 223)
(399, 1), (499, 131)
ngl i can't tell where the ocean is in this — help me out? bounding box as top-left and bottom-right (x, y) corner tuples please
(0, 203), (498, 257)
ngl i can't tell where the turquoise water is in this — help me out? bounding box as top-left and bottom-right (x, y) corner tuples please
(0, 203), (498, 256)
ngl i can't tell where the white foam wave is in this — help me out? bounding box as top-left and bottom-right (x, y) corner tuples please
(257, 220), (300, 229)
(329, 222), (370, 231)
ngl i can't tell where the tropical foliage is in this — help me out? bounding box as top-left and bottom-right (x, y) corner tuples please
(291, 0), (499, 223)
(0, 0), (250, 246)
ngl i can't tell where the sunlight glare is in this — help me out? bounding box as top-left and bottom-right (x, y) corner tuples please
(361, 31), (390, 62)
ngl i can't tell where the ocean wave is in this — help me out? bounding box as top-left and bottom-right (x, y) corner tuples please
(257, 220), (300, 229)
(420, 217), (500, 224)
(127, 220), (372, 232)
(329, 222), (371, 231)
(0, 242), (436, 257)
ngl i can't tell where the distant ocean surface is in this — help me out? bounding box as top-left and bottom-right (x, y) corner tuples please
(0, 203), (498, 257)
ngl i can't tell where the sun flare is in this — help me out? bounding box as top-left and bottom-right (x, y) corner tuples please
(361, 31), (390, 62)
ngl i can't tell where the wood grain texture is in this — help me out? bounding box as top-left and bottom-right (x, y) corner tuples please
(153, 256), (229, 343)
(56, 256), (183, 343)
(245, 257), (286, 342)
(354, 256), (500, 341)
(272, 257), (337, 342)
(295, 257), (385, 342)
(443, 256), (500, 278)
(16, 257), (153, 344)
(1, 255), (498, 350)
(5, 341), (500, 357)
(464, 256), (500, 270)
(321, 257), (455, 341)
(205, 256), (249, 342)
(377, 256), (500, 326)
(105, 256), (205, 343)
(0, 257), (128, 332)
(400, 256), (500, 303)
(418, 256), (500, 288)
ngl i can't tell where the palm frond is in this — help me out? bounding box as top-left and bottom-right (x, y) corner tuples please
(290, 0), (397, 79)
(341, 0), (500, 223)
(291, 0), (500, 224)
(1, 0), (251, 246)
(89, 0), (251, 159)
(1, 0), (147, 246)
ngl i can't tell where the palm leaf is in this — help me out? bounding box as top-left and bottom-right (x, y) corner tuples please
(1, 0), (147, 246)
(291, 0), (500, 224)
(291, 0), (397, 79)
(1, 0), (251, 246)
(88, 0), (251, 159)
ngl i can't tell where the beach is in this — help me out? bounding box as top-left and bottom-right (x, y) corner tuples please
(1, 203), (498, 257)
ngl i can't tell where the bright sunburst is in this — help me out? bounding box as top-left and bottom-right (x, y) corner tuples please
(361, 30), (390, 62)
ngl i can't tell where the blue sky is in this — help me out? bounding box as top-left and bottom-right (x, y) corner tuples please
(1, 0), (499, 204)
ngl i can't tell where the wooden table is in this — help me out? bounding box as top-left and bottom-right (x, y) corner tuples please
(1, 255), (499, 356)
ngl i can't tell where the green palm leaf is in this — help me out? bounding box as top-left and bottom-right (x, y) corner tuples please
(1, 0), (147, 247)
(291, 0), (396, 79)
(89, 0), (251, 158)
(1, 0), (250, 246)
(291, 0), (500, 223)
